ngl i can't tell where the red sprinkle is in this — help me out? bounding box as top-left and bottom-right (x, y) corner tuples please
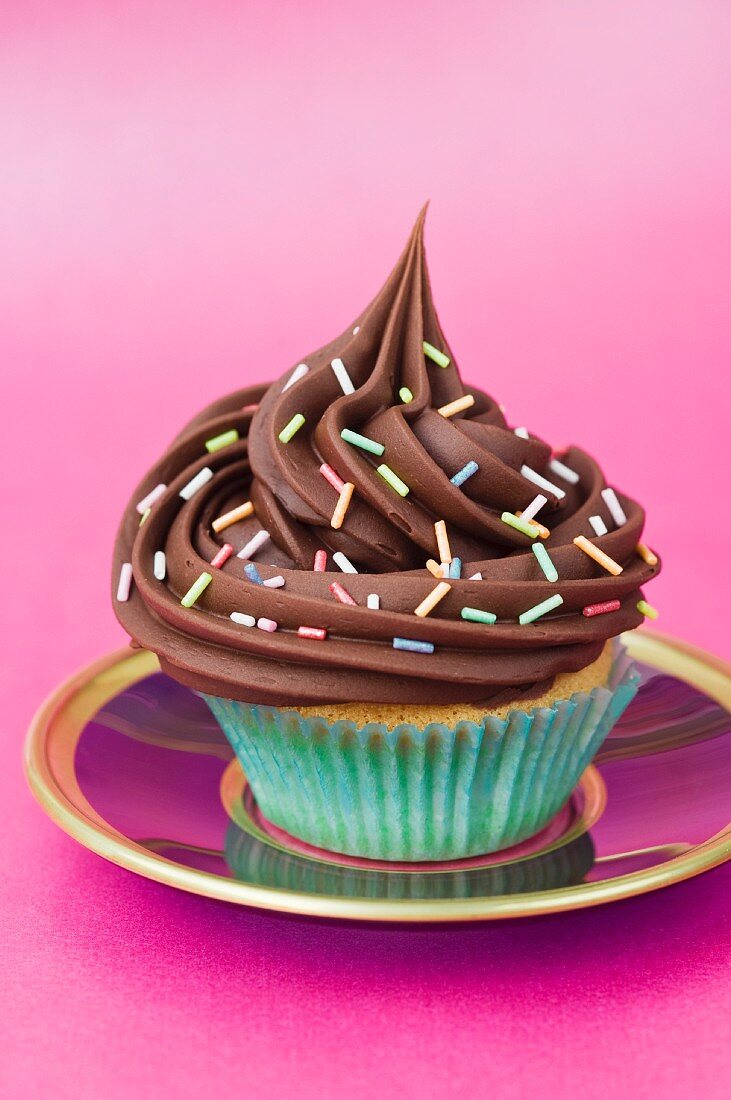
(210, 543), (234, 569)
(320, 462), (345, 492)
(582, 599), (621, 617)
(298, 626), (327, 641)
(313, 549), (327, 572)
(329, 581), (357, 606)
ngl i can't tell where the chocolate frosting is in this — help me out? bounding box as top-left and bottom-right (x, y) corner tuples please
(113, 209), (659, 705)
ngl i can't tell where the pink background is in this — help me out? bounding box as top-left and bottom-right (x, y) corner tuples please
(2, 3), (730, 1096)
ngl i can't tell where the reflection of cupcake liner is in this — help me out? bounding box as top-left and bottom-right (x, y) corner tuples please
(224, 819), (596, 899)
(204, 649), (638, 861)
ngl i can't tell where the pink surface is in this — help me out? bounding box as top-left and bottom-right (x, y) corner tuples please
(2, 3), (730, 1096)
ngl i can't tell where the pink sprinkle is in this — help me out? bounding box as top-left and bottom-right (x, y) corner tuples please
(298, 626), (327, 641)
(257, 617), (278, 632)
(582, 600), (621, 617)
(210, 544), (234, 569)
(263, 575), (285, 588)
(320, 463), (345, 492)
(329, 581), (357, 606)
(241, 404), (259, 413)
(314, 549), (327, 572)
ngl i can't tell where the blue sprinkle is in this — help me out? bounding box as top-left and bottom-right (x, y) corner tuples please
(450, 460), (479, 488)
(244, 563), (263, 585)
(393, 637), (435, 655)
(449, 557), (462, 579)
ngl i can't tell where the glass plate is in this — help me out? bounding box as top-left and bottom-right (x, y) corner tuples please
(24, 631), (731, 921)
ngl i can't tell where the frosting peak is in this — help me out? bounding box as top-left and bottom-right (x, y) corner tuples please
(113, 212), (660, 705)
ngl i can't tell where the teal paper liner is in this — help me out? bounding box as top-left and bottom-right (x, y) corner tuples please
(204, 649), (639, 861)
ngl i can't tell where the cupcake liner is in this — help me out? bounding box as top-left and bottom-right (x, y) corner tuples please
(203, 648), (639, 861)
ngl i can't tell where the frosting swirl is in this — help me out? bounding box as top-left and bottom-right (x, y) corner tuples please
(113, 209), (659, 705)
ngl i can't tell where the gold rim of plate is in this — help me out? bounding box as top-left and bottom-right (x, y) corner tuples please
(23, 630), (731, 922)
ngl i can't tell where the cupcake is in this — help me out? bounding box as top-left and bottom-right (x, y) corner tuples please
(113, 208), (659, 861)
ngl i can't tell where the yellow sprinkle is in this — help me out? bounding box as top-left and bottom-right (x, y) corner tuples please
(331, 482), (355, 530)
(573, 535), (623, 576)
(212, 501), (254, 533)
(434, 520), (452, 564)
(637, 599), (659, 620)
(139, 507), (151, 527)
(636, 542), (658, 566)
(425, 559), (445, 578)
(414, 581), (451, 618)
(516, 511), (549, 539)
(437, 394), (475, 419)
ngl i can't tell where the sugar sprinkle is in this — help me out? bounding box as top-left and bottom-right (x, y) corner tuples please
(181, 572), (212, 609)
(237, 529), (271, 559)
(153, 551), (166, 581)
(230, 612), (255, 627)
(331, 357), (355, 395)
(532, 542), (558, 582)
(180, 467), (213, 501)
(519, 593), (564, 625)
(450, 460), (479, 487)
(438, 394), (475, 419)
(136, 483), (166, 514)
(211, 543), (234, 569)
(414, 581), (451, 618)
(521, 465), (566, 500)
(330, 580), (357, 606)
(212, 500), (254, 533)
(573, 535), (623, 576)
(393, 637), (435, 654)
(116, 562), (133, 602)
(602, 487), (627, 526)
(333, 551), (358, 574)
(282, 363), (309, 392)
(422, 341), (450, 368)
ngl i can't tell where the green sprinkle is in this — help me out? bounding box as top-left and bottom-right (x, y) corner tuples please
(341, 428), (385, 456)
(181, 572), (213, 609)
(501, 512), (539, 538)
(399, 387), (414, 404)
(519, 593), (564, 625)
(278, 413), (305, 443)
(423, 341), (450, 368)
(377, 464), (410, 497)
(532, 542), (558, 582)
(205, 428), (239, 453)
(637, 599), (659, 620)
(461, 607), (497, 625)
(139, 508), (151, 526)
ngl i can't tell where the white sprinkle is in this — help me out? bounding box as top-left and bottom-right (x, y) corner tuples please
(550, 458), (580, 485)
(230, 612), (256, 628)
(282, 363), (309, 391)
(331, 357), (355, 395)
(237, 529), (271, 560)
(520, 465), (566, 500)
(116, 562), (133, 602)
(468, 572), (483, 581)
(521, 494), (548, 523)
(136, 483), (166, 514)
(180, 467), (213, 500)
(367, 593), (380, 609)
(333, 551), (358, 574)
(153, 551), (166, 580)
(439, 561), (450, 577)
(353, 326), (360, 335)
(602, 487), (627, 526)
(257, 617), (278, 633)
(263, 575), (285, 588)
(589, 515), (608, 537)
(514, 426), (529, 439)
